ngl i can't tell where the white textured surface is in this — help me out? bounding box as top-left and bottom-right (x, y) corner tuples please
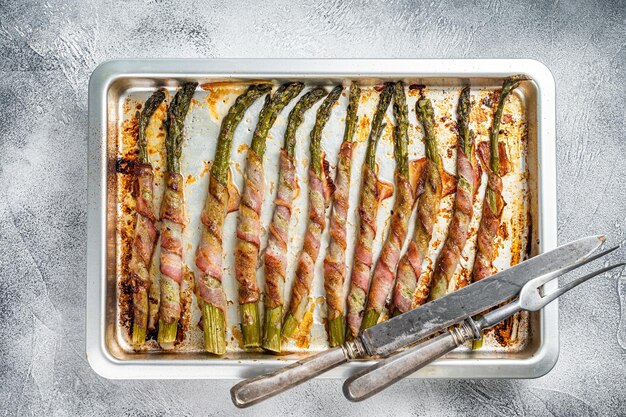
(1, 0), (625, 415)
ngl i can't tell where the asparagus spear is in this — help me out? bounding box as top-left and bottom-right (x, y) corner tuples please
(157, 82), (197, 349)
(471, 75), (528, 349)
(345, 83), (395, 339)
(130, 90), (166, 346)
(282, 85), (343, 341)
(361, 81), (426, 329)
(323, 81), (361, 346)
(195, 84), (271, 354)
(472, 75), (528, 283)
(427, 86), (481, 300)
(389, 92), (446, 315)
(262, 87), (328, 352)
(234, 82), (304, 348)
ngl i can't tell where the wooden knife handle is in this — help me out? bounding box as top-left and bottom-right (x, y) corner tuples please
(231, 346), (348, 408)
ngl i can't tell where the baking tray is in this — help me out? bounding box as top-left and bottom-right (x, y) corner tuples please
(86, 59), (556, 379)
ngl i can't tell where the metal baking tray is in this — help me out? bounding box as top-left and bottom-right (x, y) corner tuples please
(86, 59), (556, 379)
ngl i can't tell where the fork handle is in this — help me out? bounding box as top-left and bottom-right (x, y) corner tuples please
(343, 319), (481, 402)
(231, 346), (348, 408)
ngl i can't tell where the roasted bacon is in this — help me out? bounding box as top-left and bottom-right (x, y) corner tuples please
(361, 82), (428, 329)
(390, 93), (451, 315)
(345, 83), (395, 339)
(157, 82), (196, 349)
(129, 89), (166, 347)
(282, 86), (343, 341)
(472, 76), (526, 283)
(427, 86), (481, 301)
(322, 81), (361, 347)
(234, 82), (303, 348)
(262, 87), (327, 352)
(195, 84), (271, 354)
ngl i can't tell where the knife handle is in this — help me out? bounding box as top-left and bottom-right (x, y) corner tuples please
(231, 346), (348, 408)
(343, 319), (481, 402)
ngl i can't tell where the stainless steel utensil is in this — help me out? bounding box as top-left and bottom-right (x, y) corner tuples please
(230, 235), (607, 407)
(343, 244), (623, 402)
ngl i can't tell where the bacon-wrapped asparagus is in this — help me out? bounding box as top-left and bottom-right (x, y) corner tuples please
(262, 87), (327, 352)
(323, 81), (361, 347)
(361, 81), (427, 329)
(345, 83), (395, 339)
(195, 84), (271, 354)
(234, 82), (304, 348)
(427, 86), (481, 301)
(157, 82), (197, 349)
(390, 93), (447, 315)
(129, 90), (166, 347)
(472, 76), (526, 282)
(282, 86), (343, 341)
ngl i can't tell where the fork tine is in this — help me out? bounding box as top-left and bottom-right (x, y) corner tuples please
(540, 263), (626, 306)
(530, 245), (620, 290)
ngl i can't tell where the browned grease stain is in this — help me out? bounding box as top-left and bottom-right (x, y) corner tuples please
(294, 299), (316, 349)
(232, 325), (244, 348)
(292, 176), (301, 201)
(356, 114), (371, 143)
(487, 312), (518, 347)
(186, 174), (196, 185)
(201, 161), (211, 177)
(237, 143), (249, 155)
(454, 267), (472, 291)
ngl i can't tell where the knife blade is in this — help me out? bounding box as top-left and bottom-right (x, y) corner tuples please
(360, 235), (604, 357)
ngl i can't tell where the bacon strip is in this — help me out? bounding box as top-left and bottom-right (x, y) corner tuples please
(286, 158), (334, 321)
(391, 160), (443, 314)
(234, 150), (264, 305)
(472, 141), (509, 281)
(195, 172), (229, 312)
(130, 163), (158, 336)
(428, 146), (482, 298)
(264, 150), (296, 310)
(158, 172), (184, 325)
(323, 141), (353, 324)
(345, 165), (393, 337)
(365, 159), (427, 318)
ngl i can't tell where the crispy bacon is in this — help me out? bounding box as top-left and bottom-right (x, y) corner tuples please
(264, 150), (296, 309)
(346, 165), (393, 337)
(391, 160), (444, 314)
(323, 142), (353, 323)
(158, 172), (184, 324)
(286, 158), (334, 319)
(472, 141), (509, 281)
(195, 173), (229, 312)
(429, 146), (482, 298)
(234, 150), (264, 305)
(365, 159), (427, 318)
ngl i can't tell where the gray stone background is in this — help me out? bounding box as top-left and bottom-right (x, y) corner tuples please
(1, 0), (625, 415)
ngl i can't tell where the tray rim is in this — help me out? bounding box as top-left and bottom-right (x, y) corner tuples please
(86, 58), (557, 379)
